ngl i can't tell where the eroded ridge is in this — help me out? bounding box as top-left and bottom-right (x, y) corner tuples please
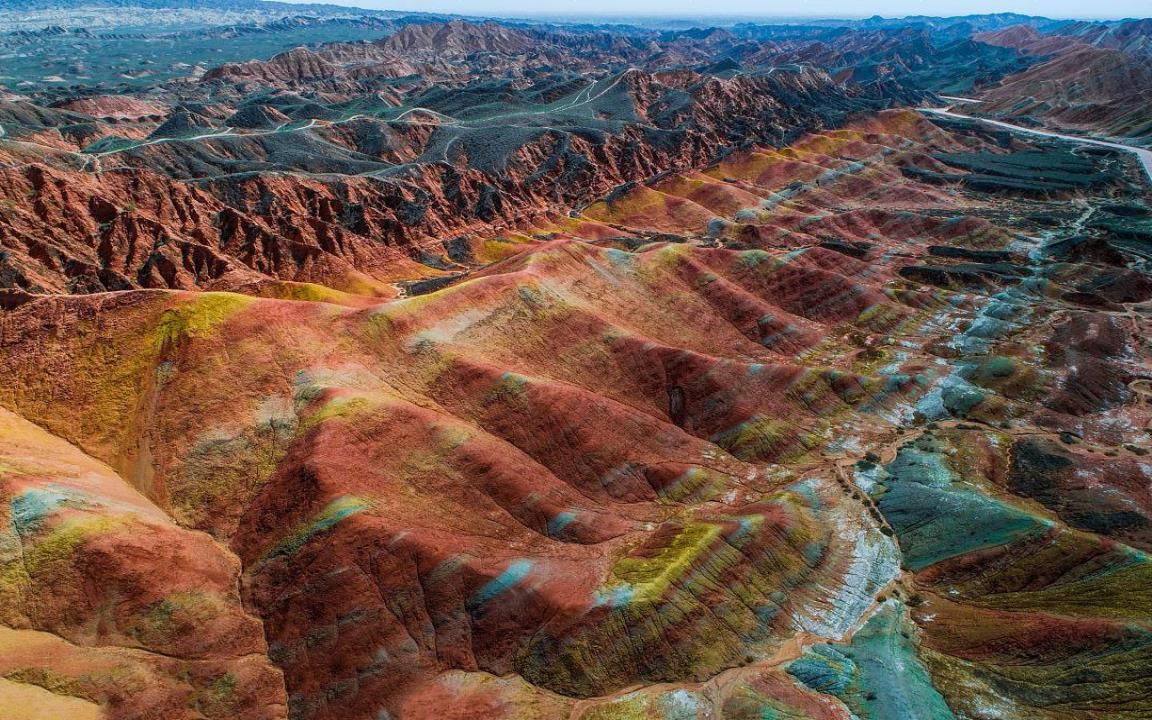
(2, 105), (1150, 719)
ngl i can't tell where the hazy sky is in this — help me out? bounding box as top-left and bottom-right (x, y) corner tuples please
(287, 0), (1148, 20)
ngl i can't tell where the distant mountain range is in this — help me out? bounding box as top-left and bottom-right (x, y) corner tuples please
(0, 0), (392, 13)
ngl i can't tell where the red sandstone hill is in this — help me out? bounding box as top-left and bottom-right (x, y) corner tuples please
(3, 12), (1152, 720)
(971, 20), (1152, 138)
(203, 47), (341, 85)
(379, 19), (535, 56)
(979, 45), (1152, 138)
(975, 24), (1081, 55)
(2, 107), (1151, 717)
(54, 96), (169, 121)
(203, 21), (559, 90)
(0, 66), (874, 295)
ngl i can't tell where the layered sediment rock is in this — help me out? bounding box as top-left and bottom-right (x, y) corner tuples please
(2, 108), (1150, 718)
